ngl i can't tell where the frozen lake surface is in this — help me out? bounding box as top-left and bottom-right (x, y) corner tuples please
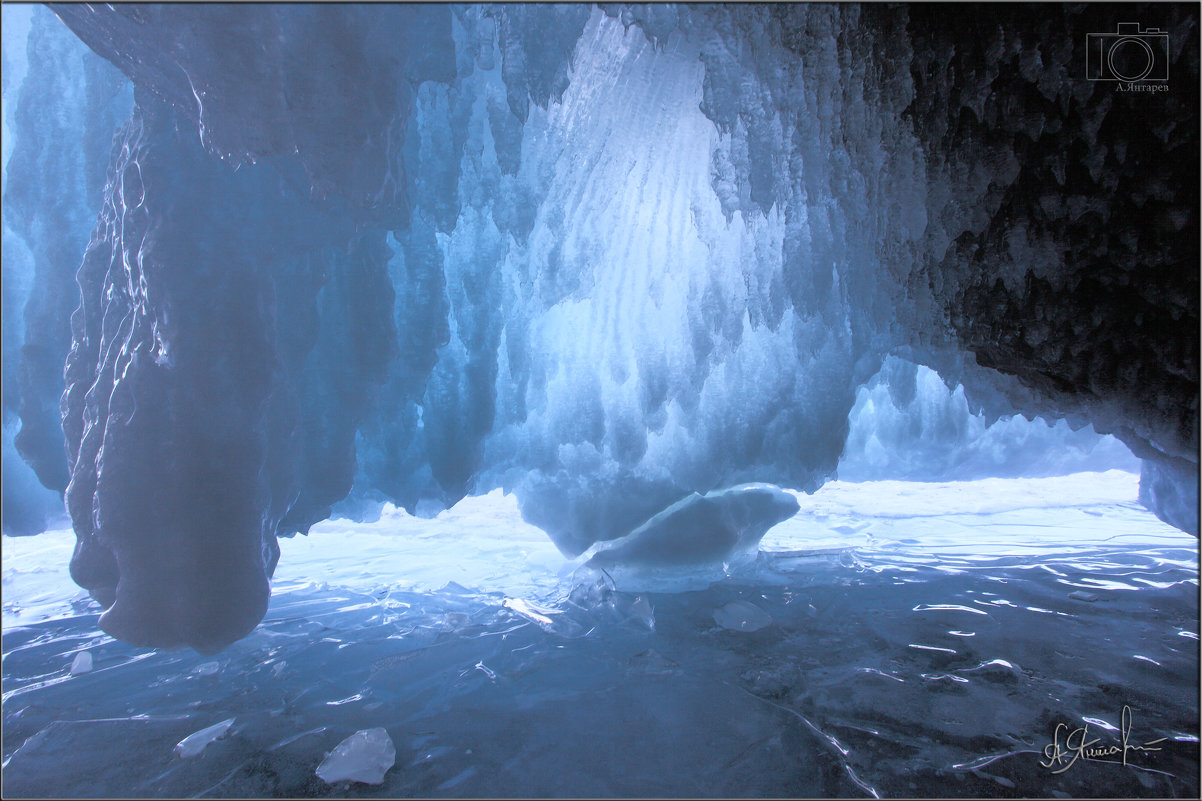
(2, 471), (1198, 797)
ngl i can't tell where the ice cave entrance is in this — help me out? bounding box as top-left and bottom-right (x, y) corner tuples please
(3, 348), (1193, 800)
(268, 360), (1157, 601)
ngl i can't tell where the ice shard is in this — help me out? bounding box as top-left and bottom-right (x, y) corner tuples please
(315, 728), (397, 785)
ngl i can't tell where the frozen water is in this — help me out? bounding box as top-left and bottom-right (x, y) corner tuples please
(0, 5), (1197, 794)
(838, 358), (1143, 482)
(713, 600), (773, 632)
(69, 651), (91, 675)
(585, 484), (799, 569)
(315, 728), (396, 785)
(2, 473), (1196, 797)
(174, 718), (235, 759)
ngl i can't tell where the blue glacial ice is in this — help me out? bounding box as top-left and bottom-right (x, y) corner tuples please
(3, 2), (1193, 651)
(0, 6), (1197, 792)
(585, 483), (800, 570)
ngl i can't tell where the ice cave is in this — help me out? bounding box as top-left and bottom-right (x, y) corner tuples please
(1, 2), (1198, 797)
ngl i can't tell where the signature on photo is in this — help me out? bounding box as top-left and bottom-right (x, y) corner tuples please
(1040, 705), (1168, 774)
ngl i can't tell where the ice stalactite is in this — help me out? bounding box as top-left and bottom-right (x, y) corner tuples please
(57, 91), (420, 649)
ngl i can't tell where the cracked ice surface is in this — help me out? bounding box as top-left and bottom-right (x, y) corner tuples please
(2, 473), (1196, 797)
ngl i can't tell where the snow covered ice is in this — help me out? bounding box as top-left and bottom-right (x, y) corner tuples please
(2, 2), (1199, 798)
(585, 484), (800, 569)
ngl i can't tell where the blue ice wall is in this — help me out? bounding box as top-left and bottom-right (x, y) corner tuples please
(838, 357), (1141, 482)
(2, 4), (131, 535)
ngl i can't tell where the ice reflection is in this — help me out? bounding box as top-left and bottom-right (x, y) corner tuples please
(913, 603), (989, 615)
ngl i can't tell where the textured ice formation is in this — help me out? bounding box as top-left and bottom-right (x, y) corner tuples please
(586, 484), (799, 569)
(1138, 456), (1200, 538)
(2, 4), (131, 536)
(0, 4), (1195, 651)
(838, 356), (1142, 482)
(315, 728), (397, 785)
(174, 718), (235, 759)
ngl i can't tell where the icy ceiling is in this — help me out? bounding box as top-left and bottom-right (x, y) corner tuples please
(2, 3), (1197, 652)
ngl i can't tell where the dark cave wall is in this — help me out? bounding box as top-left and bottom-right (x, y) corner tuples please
(898, 4), (1199, 528)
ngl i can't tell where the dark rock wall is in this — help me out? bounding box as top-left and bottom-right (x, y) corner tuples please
(900, 4), (1199, 530)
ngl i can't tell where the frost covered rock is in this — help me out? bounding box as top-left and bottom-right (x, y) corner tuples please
(174, 717), (234, 758)
(58, 99), (363, 651)
(316, 728), (396, 785)
(586, 484), (799, 569)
